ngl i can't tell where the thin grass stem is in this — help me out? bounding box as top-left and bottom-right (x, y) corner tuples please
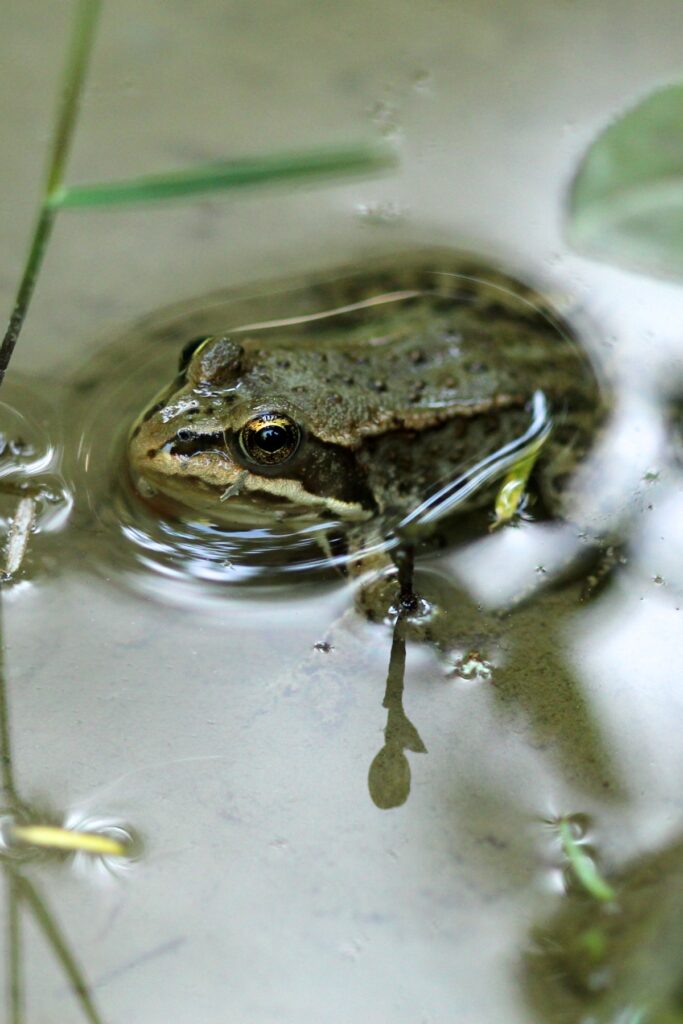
(0, 597), (18, 802)
(0, 210), (57, 388)
(7, 869), (23, 1024)
(45, 0), (102, 197)
(0, 0), (101, 387)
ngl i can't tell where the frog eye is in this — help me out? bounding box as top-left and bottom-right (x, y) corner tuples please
(239, 413), (301, 467)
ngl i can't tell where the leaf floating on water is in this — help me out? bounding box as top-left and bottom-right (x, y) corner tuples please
(50, 144), (395, 210)
(491, 440), (544, 530)
(568, 82), (683, 279)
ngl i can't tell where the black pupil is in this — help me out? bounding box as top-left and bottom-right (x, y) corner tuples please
(256, 425), (289, 452)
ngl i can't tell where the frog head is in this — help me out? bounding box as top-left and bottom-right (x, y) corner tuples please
(128, 334), (376, 524)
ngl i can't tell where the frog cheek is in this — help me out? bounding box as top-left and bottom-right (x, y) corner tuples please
(229, 438), (376, 520)
(129, 425), (238, 486)
(162, 446), (243, 488)
(127, 421), (163, 475)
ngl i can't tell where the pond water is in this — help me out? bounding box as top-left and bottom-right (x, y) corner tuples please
(1, 2), (683, 1022)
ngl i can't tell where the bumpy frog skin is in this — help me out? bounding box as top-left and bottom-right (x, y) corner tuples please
(128, 253), (602, 535)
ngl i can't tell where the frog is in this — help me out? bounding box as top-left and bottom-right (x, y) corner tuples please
(127, 251), (604, 572)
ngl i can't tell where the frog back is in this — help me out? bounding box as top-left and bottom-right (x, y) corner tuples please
(224, 252), (602, 450)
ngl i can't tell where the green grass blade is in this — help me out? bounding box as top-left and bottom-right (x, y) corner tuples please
(559, 818), (616, 903)
(49, 144), (394, 209)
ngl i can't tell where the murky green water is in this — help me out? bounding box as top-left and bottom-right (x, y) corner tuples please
(1, 2), (683, 1022)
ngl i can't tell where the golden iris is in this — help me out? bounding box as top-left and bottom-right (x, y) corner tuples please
(239, 413), (301, 466)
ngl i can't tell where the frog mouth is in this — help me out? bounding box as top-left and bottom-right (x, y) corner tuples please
(214, 491), (329, 527)
(160, 478), (333, 528)
(133, 456), (366, 529)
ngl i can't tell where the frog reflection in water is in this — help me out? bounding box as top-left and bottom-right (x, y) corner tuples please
(128, 254), (603, 808)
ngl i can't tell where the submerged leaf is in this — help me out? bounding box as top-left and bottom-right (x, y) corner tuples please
(559, 818), (616, 903)
(50, 144), (394, 209)
(524, 836), (683, 1024)
(568, 82), (683, 278)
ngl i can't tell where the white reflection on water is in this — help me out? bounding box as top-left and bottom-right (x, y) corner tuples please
(572, 477), (683, 830)
(445, 521), (584, 608)
(62, 812), (142, 882)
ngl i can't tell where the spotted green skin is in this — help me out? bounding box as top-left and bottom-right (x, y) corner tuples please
(128, 253), (603, 530)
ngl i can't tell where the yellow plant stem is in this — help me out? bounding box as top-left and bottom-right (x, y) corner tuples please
(11, 823), (127, 858)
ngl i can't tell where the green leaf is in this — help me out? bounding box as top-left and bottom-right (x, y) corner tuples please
(559, 818), (616, 903)
(49, 144), (394, 210)
(568, 82), (683, 279)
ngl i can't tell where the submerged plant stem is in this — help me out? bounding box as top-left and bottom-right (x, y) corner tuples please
(17, 874), (105, 1024)
(0, 599), (17, 802)
(7, 870), (23, 1024)
(0, 0), (101, 388)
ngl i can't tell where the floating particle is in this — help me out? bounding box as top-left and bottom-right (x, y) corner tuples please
(356, 200), (407, 226)
(411, 69), (433, 93)
(448, 650), (494, 683)
(368, 99), (402, 139)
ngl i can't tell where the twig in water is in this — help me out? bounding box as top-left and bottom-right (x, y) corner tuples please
(4, 498), (36, 579)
